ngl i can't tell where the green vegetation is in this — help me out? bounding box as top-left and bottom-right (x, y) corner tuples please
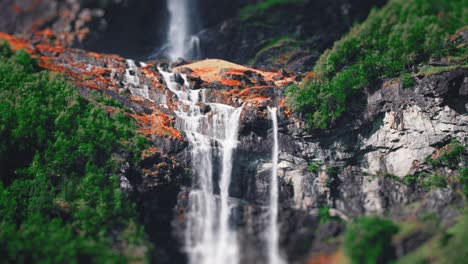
(439, 212), (468, 264)
(460, 168), (468, 198)
(398, 212), (468, 264)
(250, 35), (302, 65)
(423, 174), (448, 189)
(240, 0), (306, 20)
(286, 0), (467, 128)
(0, 43), (148, 262)
(345, 216), (399, 264)
(306, 162), (319, 173)
(425, 139), (465, 168)
(318, 206), (340, 224)
(402, 174), (417, 185)
(417, 64), (468, 77)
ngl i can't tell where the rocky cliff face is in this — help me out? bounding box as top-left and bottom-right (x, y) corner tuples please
(1, 1), (466, 263)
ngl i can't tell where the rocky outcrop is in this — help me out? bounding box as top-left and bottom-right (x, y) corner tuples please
(198, 0), (386, 73)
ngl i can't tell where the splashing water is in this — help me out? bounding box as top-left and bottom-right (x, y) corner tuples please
(158, 66), (241, 264)
(267, 107), (285, 264)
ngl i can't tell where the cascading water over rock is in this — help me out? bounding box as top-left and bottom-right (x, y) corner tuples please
(267, 107), (285, 264)
(124, 59), (151, 101)
(158, 66), (242, 264)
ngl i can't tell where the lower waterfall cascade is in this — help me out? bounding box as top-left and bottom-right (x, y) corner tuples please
(120, 59), (288, 263)
(158, 66), (242, 264)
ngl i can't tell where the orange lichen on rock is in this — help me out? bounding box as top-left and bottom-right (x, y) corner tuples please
(0, 33), (33, 52)
(130, 110), (182, 140)
(141, 146), (160, 159)
(174, 59), (296, 89)
(220, 79), (242, 86)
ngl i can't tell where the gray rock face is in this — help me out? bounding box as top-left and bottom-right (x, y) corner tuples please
(214, 69), (467, 263)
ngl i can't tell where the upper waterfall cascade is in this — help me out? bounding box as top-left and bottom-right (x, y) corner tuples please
(166, 0), (201, 60)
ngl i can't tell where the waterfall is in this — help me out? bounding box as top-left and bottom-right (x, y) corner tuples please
(166, 0), (201, 60)
(124, 59), (151, 101)
(267, 107), (285, 264)
(158, 67), (242, 264)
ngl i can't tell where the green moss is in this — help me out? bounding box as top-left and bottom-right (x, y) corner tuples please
(252, 35), (300, 62)
(417, 64), (468, 76)
(239, 0), (306, 20)
(286, 0), (467, 128)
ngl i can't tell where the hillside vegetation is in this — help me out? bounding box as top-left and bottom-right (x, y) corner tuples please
(0, 42), (149, 263)
(286, 0), (467, 128)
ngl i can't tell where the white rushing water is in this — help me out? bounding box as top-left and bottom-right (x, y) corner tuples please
(267, 107), (285, 264)
(124, 59), (151, 101)
(158, 67), (242, 264)
(166, 0), (200, 60)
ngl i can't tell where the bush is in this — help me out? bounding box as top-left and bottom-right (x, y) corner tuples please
(0, 45), (148, 262)
(426, 139), (465, 168)
(345, 217), (399, 264)
(286, 0), (466, 128)
(439, 212), (468, 264)
(460, 167), (468, 198)
(307, 162), (319, 173)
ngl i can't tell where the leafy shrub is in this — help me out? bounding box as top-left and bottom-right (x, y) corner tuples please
(424, 174), (448, 189)
(0, 45), (148, 262)
(402, 174), (417, 185)
(460, 167), (468, 198)
(345, 217), (399, 264)
(286, 0), (466, 128)
(307, 162), (319, 173)
(439, 212), (468, 264)
(425, 139), (465, 168)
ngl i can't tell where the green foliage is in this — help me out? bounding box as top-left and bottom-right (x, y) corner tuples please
(459, 167), (468, 198)
(240, 0), (306, 20)
(0, 40), (12, 58)
(401, 73), (415, 88)
(307, 162), (319, 173)
(286, 0), (467, 128)
(425, 139), (465, 168)
(423, 174), (448, 189)
(0, 46), (148, 262)
(438, 212), (468, 264)
(417, 64), (468, 76)
(318, 206), (340, 224)
(345, 216), (399, 264)
(402, 174), (417, 185)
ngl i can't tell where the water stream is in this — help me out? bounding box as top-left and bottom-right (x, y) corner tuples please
(267, 107), (285, 264)
(166, 0), (200, 60)
(158, 67), (242, 264)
